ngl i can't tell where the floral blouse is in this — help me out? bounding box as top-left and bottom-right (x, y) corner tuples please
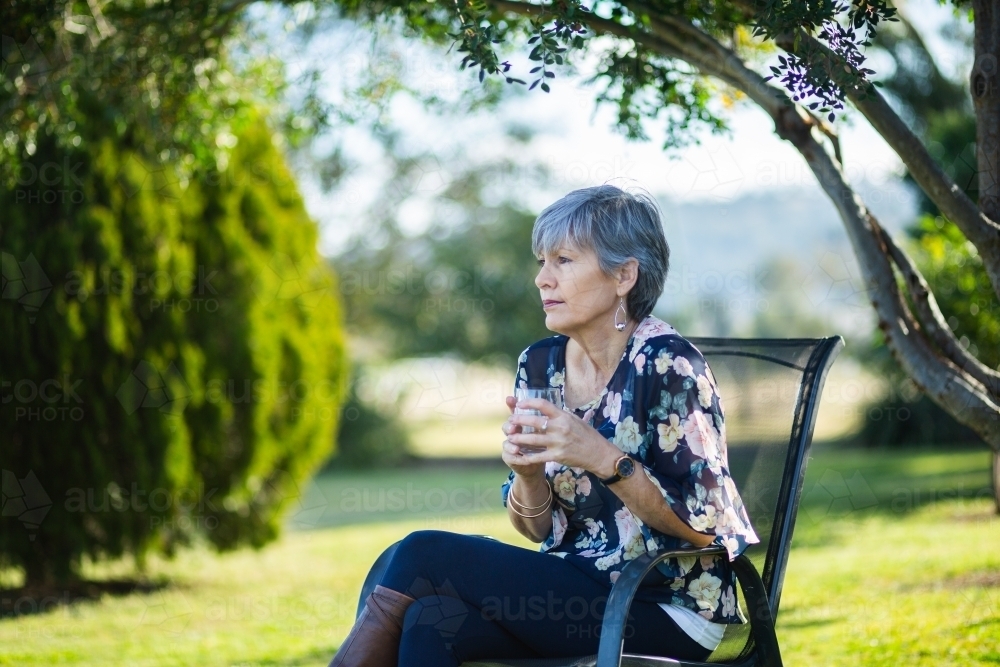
(501, 314), (760, 624)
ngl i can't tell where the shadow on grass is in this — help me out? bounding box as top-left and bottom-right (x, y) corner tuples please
(0, 578), (172, 619)
(786, 442), (995, 548)
(807, 440), (991, 493)
(775, 616), (844, 630)
(303, 445), (995, 543)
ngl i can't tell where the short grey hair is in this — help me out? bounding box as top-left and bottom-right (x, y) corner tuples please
(531, 184), (670, 322)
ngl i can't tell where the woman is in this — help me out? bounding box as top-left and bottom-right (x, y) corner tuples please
(329, 185), (760, 667)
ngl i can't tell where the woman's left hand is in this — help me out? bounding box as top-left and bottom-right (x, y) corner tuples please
(508, 398), (619, 475)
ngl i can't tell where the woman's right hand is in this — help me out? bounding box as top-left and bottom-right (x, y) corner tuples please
(501, 395), (546, 479)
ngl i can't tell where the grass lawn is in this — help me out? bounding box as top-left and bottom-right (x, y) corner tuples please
(296, 464), (510, 530)
(1, 445), (996, 666)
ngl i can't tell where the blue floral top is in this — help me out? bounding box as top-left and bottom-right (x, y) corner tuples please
(501, 314), (760, 624)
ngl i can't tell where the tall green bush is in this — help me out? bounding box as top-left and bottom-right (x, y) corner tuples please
(1, 101), (349, 584)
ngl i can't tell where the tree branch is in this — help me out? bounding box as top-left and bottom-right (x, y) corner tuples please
(871, 217), (1000, 396)
(775, 29), (1000, 303)
(628, 2), (843, 162)
(799, 138), (1000, 449)
(488, 0), (697, 64)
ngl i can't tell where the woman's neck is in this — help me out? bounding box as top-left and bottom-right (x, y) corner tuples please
(566, 316), (641, 381)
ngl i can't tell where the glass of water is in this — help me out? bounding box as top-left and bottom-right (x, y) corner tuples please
(514, 386), (564, 454)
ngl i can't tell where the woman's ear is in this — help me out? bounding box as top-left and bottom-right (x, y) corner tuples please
(617, 257), (639, 294)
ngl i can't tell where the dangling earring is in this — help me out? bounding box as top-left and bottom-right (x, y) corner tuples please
(614, 297), (627, 332)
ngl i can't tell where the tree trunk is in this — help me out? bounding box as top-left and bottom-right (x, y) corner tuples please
(972, 0), (1000, 514)
(972, 0), (1000, 225)
(993, 449), (1000, 514)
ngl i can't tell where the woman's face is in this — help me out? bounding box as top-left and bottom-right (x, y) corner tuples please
(534, 241), (631, 334)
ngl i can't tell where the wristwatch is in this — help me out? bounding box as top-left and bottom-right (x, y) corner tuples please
(600, 455), (635, 486)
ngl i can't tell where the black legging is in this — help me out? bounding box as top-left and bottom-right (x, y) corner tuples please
(373, 530), (714, 666)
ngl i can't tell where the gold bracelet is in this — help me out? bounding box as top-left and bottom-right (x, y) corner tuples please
(508, 484), (552, 518)
(509, 480), (552, 510)
(508, 498), (552, 519)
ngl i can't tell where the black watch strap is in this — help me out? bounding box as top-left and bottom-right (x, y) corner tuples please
(600, 455), (634, 485)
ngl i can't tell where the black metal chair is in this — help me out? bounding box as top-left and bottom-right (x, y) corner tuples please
(353, 336), (845, 667)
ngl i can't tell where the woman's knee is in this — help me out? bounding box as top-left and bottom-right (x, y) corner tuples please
(392, 530), (470, 569)
(381, 531), (463, 593)
(397, 529), (455, 556)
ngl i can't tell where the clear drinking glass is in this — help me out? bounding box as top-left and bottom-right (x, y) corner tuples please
(514, 386), (564, 454)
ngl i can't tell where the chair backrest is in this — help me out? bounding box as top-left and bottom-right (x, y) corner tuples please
(687, 336), (844, 663)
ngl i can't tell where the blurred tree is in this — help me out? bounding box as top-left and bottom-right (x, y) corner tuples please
(326, 364), (414, 469)
(1, 0), (333, 178)
(747, 257), (834, 338)
(1, 86), (348, 585)
(332, 127), (553, 369)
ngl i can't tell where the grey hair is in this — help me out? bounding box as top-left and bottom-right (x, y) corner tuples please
(531, 184), (670, 323)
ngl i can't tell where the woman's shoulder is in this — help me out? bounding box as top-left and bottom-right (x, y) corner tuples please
(632, 316), (702, 359)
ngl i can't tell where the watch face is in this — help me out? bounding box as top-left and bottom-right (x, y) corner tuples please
(617, 456), (635, 477)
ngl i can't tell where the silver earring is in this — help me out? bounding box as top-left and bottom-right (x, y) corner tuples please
(614, 297), (627, 332)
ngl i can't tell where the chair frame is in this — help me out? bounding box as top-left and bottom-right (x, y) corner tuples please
(354, 336), (845, 667)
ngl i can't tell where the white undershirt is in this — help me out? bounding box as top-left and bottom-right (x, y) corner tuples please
(658, 603), (726, 651)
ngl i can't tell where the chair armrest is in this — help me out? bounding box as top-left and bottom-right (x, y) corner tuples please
(595, 546), (782, 667)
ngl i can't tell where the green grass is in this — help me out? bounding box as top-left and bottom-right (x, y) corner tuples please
(296, 464), (510, 530)
(1, 445), (997, 666)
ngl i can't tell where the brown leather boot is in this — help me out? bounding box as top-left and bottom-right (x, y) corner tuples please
(329, 585), (416, 667)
